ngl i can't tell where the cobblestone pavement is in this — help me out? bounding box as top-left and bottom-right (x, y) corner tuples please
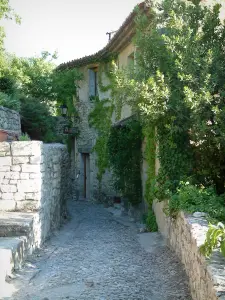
(10, 201), (191, 300)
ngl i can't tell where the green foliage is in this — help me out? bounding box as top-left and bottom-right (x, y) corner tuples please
(0, 0), (20, 58)
(0, 91), (20, 111)
(107, 120), (142, 205)
(144, 209), (158, 232)
(88, 96), (113, 181)
(20, 98), (57, 142)
(143, 124), (156, 206)
(52, 68), (82, 117)
(133, 0), (225, 194)
(18, 133), (31, 141)
(0, 76), (15, 94)
(6, 52), (56, 101)
(108, 0), (225, 224)
(200, 223), (225, 258)
(165, 183), (225, 222)
(0, 49), (81, 142)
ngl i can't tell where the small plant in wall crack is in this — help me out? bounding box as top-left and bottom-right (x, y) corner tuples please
(200, 223), (225, 258)
(18, 133), (31, 141)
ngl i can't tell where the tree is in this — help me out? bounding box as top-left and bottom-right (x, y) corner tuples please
(112, 0), (225, 194)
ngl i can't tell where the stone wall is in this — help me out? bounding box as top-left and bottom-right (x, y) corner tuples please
(0, 141), (70, 244)
(75, 67), (116, 200)
(0, 106), (21, 135)
(153, 200), (225, 300)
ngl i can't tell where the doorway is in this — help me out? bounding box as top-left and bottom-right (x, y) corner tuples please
(81, 153), (90, 199)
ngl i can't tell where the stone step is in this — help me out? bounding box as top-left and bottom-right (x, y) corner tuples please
(0, 236), (28, 283)
(0, 211), (34, 237)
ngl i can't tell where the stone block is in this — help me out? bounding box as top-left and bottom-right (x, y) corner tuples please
(17, 180), (40, 193)
(0, 157), (11, 166)
(30, 156), (42, 164)
(21, 164), (40, 173)
(1, 185), (17, 193)
(29, 173), (42, 179)
(11, 141), (42, 157)
(2, 179), (9, 185)
(20, 173), (29, 180)
(53, 165), (60, 172)
(1, 193), (13, 200)
(4, 172), (20, 180)
(0, 200), (16, 211)
(25, 193), (41, 201)
(16, 200), (39, 211)
(9, 180), (17, 185)
(0, 143), (11, 156)
(12, 157), (29, 165)
(10, 165), (21, 172)
(14, 192), (25, 201)
(0, 166), (10, 172)
(25, 193), (35, 200)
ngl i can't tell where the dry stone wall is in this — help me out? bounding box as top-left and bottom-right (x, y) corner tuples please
(153, 200), (225, 300)
(0, 141), (70, 244)
(0, 106), (21, 135)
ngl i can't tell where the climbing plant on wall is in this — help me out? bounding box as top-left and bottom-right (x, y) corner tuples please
(107, 119), (143, 205)
(88, 62), (144, 205)
(100, 0), (225, 227)
(88, 96), (114, 182)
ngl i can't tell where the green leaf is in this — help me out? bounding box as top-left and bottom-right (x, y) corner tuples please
(220, 240), (225, 257)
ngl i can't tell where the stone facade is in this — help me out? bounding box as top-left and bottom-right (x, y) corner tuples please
(74, 43), (136, 201)
(0, 106), (21, 135)
(75, 66), (115, 201)
(153, 200), (225, 300)
(0, 141), (70, 244)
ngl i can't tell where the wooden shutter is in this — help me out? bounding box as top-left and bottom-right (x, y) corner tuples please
(89, 69), (96, 97)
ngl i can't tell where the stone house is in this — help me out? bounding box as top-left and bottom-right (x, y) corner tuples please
(58, 2), (148, 204)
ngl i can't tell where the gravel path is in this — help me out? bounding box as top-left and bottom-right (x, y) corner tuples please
(10, 201), (191, 300)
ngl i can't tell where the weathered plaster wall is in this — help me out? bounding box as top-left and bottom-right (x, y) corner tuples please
(0, 106), (21, 135)
(76, 66), (98, 199)
(75, 43), (136, 201)
(153, 200), (225, 300)
(75, 66), (116, 200)
(0, 141), (70, 244)
(117, 43), (135, 121)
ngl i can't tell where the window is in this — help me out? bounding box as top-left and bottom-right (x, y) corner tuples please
(89, 68), (98, 99)
(127, 52), (135, 67)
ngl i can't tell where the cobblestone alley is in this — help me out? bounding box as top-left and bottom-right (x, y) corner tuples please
(8, 201), (191, 300)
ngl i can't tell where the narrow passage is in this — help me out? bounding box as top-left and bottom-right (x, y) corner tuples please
(11, 201), (191, 300)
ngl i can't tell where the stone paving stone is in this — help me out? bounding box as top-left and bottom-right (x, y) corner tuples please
(11, 201), (191, 300)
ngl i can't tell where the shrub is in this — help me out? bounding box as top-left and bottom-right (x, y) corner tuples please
(20, 98), (57, 142)
(145, 209), (158, 232)
(166, 183), (225, 222)
(0, 92), (20, 111)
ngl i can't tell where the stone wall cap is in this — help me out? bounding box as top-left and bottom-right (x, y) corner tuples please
(0, 106), (20, 116)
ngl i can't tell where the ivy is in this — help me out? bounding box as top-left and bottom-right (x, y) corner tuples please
(143, 124), (156, 206)
(107, 120), (143, 205)
(88, 96), (114, 181)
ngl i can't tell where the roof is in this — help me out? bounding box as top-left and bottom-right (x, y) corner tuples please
(57, 2), (147, 70)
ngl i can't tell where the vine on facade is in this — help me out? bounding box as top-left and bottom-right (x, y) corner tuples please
(107, 120), (143, 205)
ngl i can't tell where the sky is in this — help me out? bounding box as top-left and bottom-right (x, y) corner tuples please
(3, 0), (141, 65)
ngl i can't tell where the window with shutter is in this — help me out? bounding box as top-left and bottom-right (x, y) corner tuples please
(89, 68), (98, 99)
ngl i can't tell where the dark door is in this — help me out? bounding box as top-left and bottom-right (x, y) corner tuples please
(81, 153), (89, 199)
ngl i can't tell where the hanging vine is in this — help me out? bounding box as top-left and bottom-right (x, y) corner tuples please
(107, 119), (143, 205)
